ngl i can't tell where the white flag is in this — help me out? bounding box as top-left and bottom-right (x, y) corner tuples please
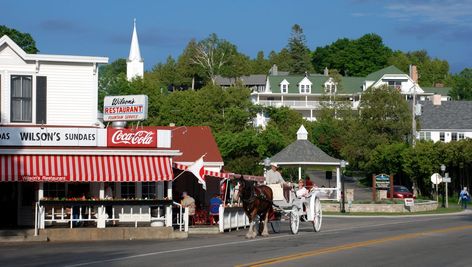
(187, 156), (206, 190)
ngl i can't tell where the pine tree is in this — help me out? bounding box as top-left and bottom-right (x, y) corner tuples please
(287, 24), (313, 75)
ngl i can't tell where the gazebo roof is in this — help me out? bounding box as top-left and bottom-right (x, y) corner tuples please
(269, 125), (342, 167)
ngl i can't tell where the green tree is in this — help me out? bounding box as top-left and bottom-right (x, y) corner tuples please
(341, 85), (411, 170)
(147, 56), (185, 91)
(312, 33), (392, 76)
(177, 39), (205, 89)
(251, 51), (271, 74)
(287, 24), (313, 74)
(98, 58), (128, 110)
(402, 141), (442, 196)
(191, 33), (238, 84)
(268, 49), (291, 72)
(388, 50), (450, 87)
(0, 25), (38, 53)
(449, 68), (472, 100)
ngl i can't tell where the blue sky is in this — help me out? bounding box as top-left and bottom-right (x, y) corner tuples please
(2, 0), (471, 73)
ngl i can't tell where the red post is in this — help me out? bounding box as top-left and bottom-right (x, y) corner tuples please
(372, 174), (376, 201)
(389, 175), (394, 201)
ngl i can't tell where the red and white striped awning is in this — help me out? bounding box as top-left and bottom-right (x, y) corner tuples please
(0, 155), (173, 182)
(173, 162), (231, 179)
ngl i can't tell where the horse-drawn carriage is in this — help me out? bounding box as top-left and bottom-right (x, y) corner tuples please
(235, 176), (322, 238)
(267, 184), (322, 234)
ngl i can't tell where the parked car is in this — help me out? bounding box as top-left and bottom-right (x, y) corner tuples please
(387, 186), (415, 199)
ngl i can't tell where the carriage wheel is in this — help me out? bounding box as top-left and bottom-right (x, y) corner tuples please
(312, 197), (322, 232)
(270, 220), (281, 233)
(290, 206), (300, 234)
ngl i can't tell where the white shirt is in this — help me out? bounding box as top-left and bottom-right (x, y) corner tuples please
(296, 187), (309, 198)
(266, 169), (284, 184)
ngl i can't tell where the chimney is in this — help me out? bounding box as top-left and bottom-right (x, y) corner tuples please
(270, 64), (278, 76)
(324, 67), (329, 76)
(432, 94), (442, 106)
(409, 65), (418, 83)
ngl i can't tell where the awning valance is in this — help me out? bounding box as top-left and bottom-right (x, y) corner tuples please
(0, 155), (173, 182)
(173, 162), (231, 179)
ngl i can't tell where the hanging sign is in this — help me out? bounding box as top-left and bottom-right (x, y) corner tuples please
(103, 95), (148, 122)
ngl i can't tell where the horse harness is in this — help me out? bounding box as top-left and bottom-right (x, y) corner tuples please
(241, 185), (270, 213)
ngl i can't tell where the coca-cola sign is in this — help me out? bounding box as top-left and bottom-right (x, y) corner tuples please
(107, 128), (157, 148)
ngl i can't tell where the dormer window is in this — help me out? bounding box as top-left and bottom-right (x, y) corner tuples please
(280, 79), (289, 94)
(388, 80), (402, 90)
(324, 78), (337, 94)
(298, 77), (312, 94)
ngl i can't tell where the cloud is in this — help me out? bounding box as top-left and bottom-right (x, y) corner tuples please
(396, 21), (472, 42)
(385, 0), (472, 27)
(39, 19), (86, 33)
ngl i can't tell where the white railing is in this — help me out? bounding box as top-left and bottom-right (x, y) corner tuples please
(34, 200), (185, 234)
(257, 100), (322, 108)
(172, 202), (189, 232)
(257, 100), (358, 110)
(218, 205), (250, 232)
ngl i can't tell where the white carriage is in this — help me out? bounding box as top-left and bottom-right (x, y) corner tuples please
(267, 184), (322, 234)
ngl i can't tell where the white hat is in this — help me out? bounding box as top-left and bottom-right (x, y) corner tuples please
(271, 163), (279, 168)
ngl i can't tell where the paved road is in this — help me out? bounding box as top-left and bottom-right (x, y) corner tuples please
(0, 211), (471, 267)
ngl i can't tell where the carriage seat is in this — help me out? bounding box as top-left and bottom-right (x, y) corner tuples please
(268, 184), (285, 201)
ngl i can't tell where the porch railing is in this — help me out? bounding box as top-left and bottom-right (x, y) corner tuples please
(34, 199), (188, 236)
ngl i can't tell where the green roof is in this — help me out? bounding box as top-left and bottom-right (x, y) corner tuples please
(268, 75), (364, 95)
(421, 87), (451, 96)
(365, 65), (405, 81)
(267, 65), (409, 95)
(339, 77), (365, 94)
(268, 75), (329, 94)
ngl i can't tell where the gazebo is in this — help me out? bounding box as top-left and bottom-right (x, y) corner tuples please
(268, 125), (345, 201)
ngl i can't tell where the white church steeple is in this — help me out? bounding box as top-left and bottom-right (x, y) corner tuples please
(127, 18), (144, 81)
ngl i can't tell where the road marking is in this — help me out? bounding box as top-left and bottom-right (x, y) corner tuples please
(235, 224), (472, 267)
(66, 216), (463, 267)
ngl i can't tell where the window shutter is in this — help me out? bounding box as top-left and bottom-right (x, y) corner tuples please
(36, 76), (47, 124)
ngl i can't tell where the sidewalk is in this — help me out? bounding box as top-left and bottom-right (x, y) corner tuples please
(0, 226), (187, 243)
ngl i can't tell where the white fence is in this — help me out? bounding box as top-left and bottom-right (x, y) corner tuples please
(34, 201), (188, 236)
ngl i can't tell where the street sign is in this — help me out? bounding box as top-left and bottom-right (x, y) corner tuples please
(430, 173), (442, 185)
(404, 198), (415, 207)
(442, 177), (451, 183)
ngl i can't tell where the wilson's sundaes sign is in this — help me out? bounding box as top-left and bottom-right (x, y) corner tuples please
(103, 95), (148, 122)
(0, 127), (104, 147)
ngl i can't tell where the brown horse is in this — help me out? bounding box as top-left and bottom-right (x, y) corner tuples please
(234, 176), (273, 238)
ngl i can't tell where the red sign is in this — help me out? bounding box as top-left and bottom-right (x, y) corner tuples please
(107, 128), (157, 148)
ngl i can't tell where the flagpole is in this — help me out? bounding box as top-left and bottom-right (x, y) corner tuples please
(173, 170), (187, 181)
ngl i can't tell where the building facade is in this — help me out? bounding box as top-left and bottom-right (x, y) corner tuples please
(251, 65), (450, 127)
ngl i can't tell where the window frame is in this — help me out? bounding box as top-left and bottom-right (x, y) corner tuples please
(120, 182), (136, 199)
(10, 75), (33, 123)
(439, 132), (445, 142)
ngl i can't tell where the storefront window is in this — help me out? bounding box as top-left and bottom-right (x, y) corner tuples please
(44, 183), (66, 199)
(142, 182), (156, 199)
(121, 182), (136, 199)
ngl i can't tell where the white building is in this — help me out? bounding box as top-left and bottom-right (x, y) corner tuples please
(417, 97), (472, 143)
(251, 65), (450, 127)
(0, 35), (107, 126)
(0, 35), (180, 228)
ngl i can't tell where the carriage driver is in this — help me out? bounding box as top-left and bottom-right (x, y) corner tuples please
(266, 163), (285, 185)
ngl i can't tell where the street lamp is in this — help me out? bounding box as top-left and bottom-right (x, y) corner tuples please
(440, 164), (446, 208)
(340, 160), (346, 213)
